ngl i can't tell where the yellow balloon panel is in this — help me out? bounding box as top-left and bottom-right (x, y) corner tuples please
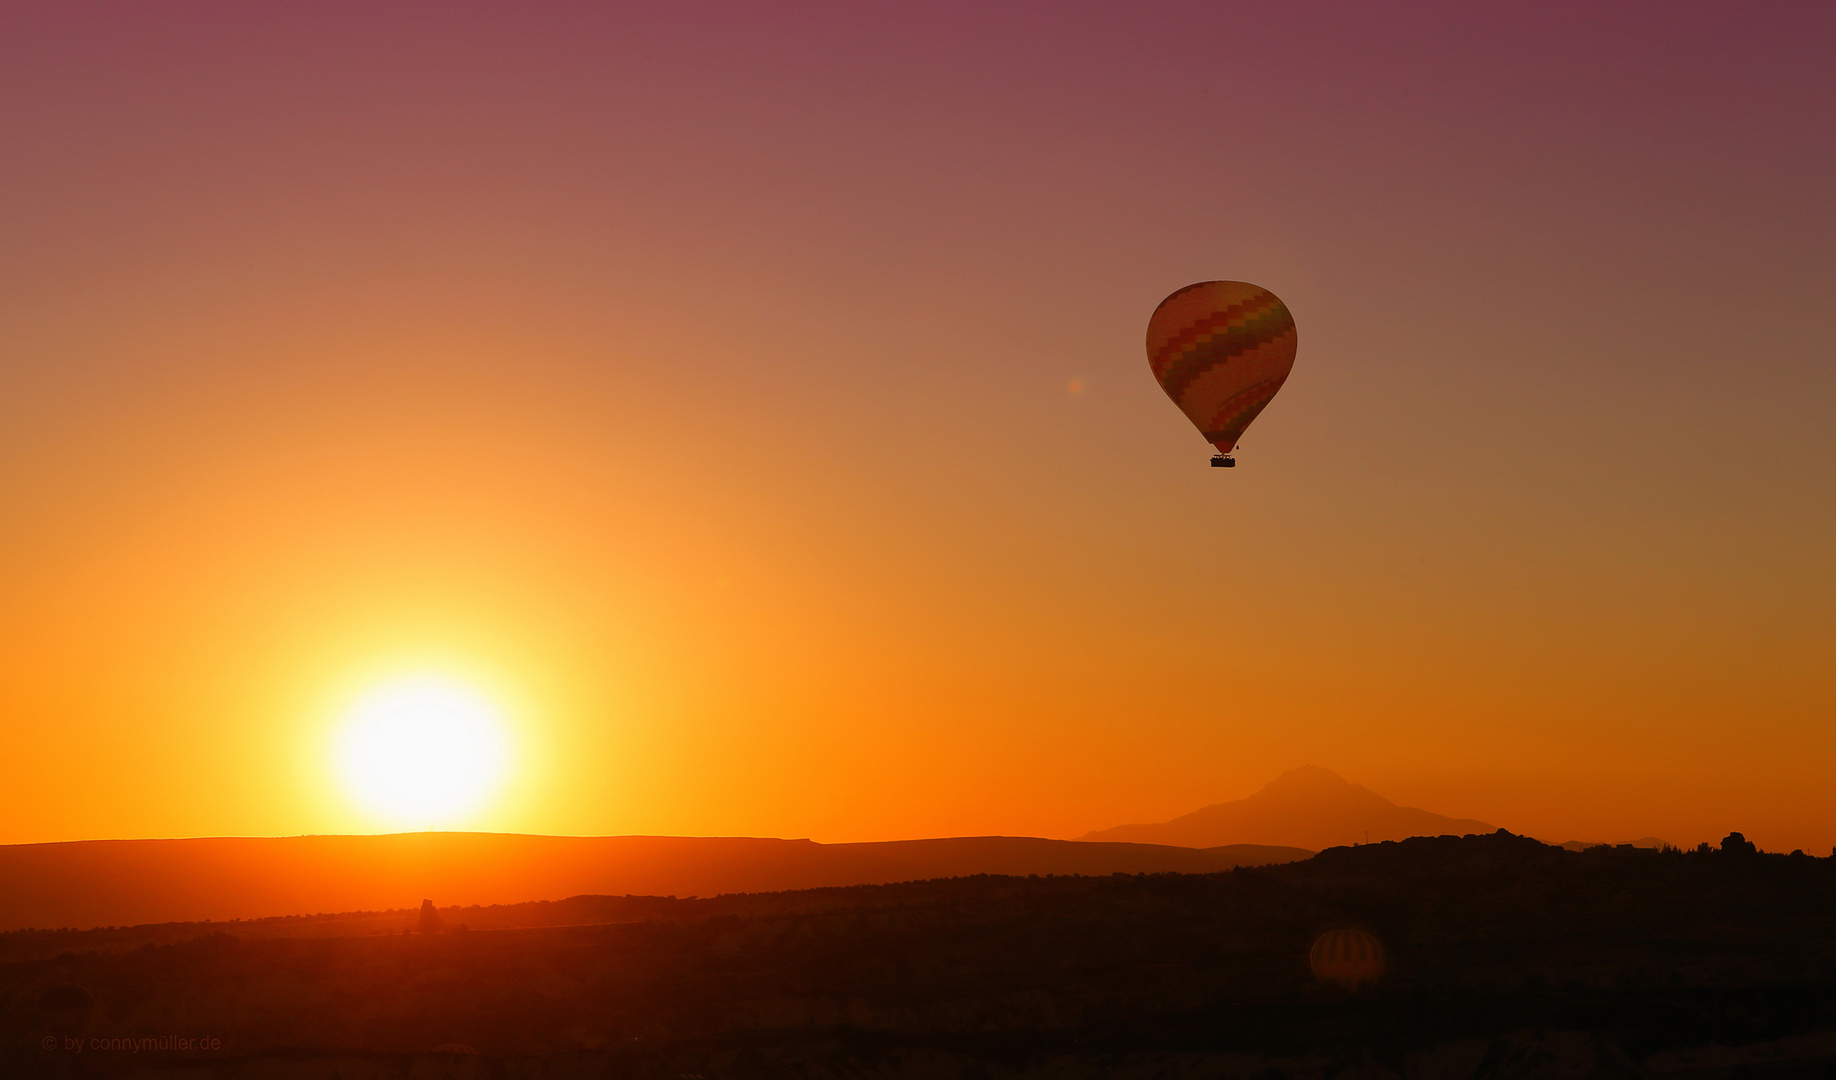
(1145, 280), (1297, 453)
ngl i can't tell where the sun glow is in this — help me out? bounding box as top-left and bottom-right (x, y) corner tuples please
(333, 675), (512, 829)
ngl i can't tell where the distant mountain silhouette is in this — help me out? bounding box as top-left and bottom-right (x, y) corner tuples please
(1079, 766), (1494, 850)
(0, 833), (1310, 932)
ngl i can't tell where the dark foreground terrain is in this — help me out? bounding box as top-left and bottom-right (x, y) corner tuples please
(6, 831), (1835, 1079)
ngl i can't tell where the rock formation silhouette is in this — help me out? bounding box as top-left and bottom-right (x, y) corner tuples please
(1721, 831), (1759, 856)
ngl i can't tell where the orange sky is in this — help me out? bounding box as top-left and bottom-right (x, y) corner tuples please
(2, 4), (1832, 853)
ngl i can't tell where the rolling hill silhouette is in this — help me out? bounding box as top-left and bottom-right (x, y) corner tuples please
(0, 833), (1310, 932)
(1079, 766), (1494, 849)
(9, 833), (1836, 1078)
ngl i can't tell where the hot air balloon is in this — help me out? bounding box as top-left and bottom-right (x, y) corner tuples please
(1309, 928), (1385, 990)
(1145, 281), (1297, 467)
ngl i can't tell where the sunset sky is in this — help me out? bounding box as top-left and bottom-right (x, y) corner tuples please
(2, 3), (1831, 853)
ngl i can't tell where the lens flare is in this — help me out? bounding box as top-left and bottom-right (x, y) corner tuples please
(334, 675), (511, 829)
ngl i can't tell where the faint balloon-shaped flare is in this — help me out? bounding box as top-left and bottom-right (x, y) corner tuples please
(1309, 928), (1386, 990)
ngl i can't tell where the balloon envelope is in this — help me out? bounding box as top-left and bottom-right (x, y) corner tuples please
(1145, 281), (1296, 454)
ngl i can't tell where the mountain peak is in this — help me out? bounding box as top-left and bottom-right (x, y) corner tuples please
(1078, 768), (1493, 851)
(1257, 766), (1357, 796)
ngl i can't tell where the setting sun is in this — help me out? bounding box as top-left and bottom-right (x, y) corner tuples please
(333, 675), (513, 829)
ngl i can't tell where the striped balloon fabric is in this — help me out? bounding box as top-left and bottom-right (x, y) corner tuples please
(1145, 280), (1297, 455)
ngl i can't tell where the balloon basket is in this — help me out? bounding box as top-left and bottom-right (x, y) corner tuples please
(1210, 455), (1236, 468)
